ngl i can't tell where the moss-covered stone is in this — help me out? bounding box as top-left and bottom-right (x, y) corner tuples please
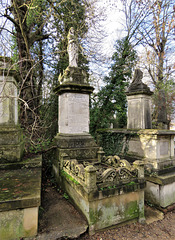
(0, 125), (24, 163)
(0, 207), (38, 240)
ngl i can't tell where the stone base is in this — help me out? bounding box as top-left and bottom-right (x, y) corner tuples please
(0, 125), (24, 163)
(54, 133), (99, 162)
(0, 155), (42, 239)
(106, 129), (175, 171)
(0, 207), (38, 240)
(145, 172), (175, 208)
(59, 173), (145, 234)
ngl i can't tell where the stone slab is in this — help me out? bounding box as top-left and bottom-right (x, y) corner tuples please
(55, 133), (98, 149)
(0, 155), (42, 170)
(104, 129), (175, 170)
(145, 173), (175, 208)
(55, 133), (99, 161)
(146, 171), (175, 186)
(0, 167), (41, 211)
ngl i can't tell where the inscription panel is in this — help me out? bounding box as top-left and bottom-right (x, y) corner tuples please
(59, 93), (89, 134)
(160, 141), (169, 156)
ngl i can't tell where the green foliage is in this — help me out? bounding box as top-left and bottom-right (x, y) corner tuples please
(90, 37), (137, 137)
(97, 130), (136, 156)
(52, 0), (89, 76)
(61, 170), (80, 185)
(63, 193), (69, 200)
(28, 139), (52, 154)
(152, 78), (175, 124)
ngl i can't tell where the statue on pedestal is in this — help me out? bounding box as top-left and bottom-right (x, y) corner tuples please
(67, 27), (78, 67)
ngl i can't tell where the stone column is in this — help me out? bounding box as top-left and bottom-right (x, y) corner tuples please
(0, 57), (24, 162)
(126, 69), (153, 129)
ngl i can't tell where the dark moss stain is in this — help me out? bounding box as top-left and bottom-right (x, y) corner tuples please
(89, 208), (103, 225)
(125, 201), (138, 219)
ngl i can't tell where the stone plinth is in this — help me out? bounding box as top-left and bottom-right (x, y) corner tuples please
(0, 57), (42, 239)
(54, 66), (97, 164)
(0, 126), (24, 163)
(54, 134), (99, 171)
(55, 67), (94, 135)
(145, 172), (175, 208)
(126, 129), (175, 171)
(0, 155), (42, 240)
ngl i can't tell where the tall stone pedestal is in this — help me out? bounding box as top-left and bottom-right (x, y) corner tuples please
(0, 57), (42, 239)
(54, 66), (99, 171)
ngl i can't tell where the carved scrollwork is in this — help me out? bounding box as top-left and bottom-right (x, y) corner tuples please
(117, 167), (138, 182)
(63, 159), (85, 181)
(64, 160), (71, 170)
(71, 159), (78, 174)
(103, 155), (121, 167)
(75, 164), (85, 180)
(97, 155), (138, 184)
(101, 168), (116, 182)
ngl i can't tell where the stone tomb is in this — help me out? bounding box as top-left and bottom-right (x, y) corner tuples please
(115, 69), (175, 208)
(0, 57), (42, 240)
(58, 152), (145, 234)
(53, 29), (145, 234)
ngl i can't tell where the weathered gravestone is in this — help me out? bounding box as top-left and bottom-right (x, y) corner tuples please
(0, 57), (42, 240)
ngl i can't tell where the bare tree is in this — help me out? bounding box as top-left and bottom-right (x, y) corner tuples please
(122, 0), (175, 127)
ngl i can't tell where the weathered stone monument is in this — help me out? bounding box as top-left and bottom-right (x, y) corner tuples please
(108, 69), (175, 208)
(53, 29), (145, 234)
(54, 27), (99, 166)
(0, 57), (42, 240)
(126, 69), (153, 129)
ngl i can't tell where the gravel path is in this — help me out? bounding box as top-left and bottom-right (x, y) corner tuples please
(78, 210), (175, 240)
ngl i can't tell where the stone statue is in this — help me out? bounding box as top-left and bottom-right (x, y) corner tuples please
(132, 69), (143, 84)
(67, 27), (78, 67)
(127, 68), (152, 94)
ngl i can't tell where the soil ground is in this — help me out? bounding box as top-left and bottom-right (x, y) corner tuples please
(37, 182), (175, 240)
